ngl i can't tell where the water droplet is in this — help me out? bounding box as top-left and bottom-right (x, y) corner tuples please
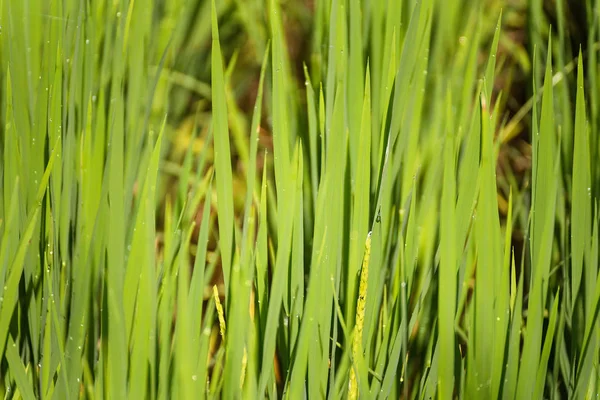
(85, 39), (90, 44)
(116, 12), (121, 17)
(192, 375), (197, 381)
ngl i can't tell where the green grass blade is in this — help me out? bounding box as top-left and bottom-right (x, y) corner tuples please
(5, 337), (36, 400)
(534, 290), (560, 398)
(438, 90), (457, 399)
(571, 49), (590, 310)
(211, 0), (235, 298)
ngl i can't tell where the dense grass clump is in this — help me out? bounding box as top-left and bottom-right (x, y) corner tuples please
(0, 0), (599, 398)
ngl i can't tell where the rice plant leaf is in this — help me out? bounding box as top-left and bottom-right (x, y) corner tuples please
(483, 13), (502, 101)
(347, 0), (364, 175)
(256, 0), (298, 394)
(438, 91), (457, 399)
(574, 211), (600, 397)
(502, 255), (524, 400)
(289, 143), (305, 353)
(5, 337), (36, 400)
(255, 161), (269, 336)
(304, 64), (320, 202)
(0, 133), (60, 360)
(211, 0), (235, 297)
(571, 49), (590, 309)
(126, 127), (163, 400)
(347, 65), (372, 327)
(516, 37), (557, 400)
(471, 89), (502, 398)
(534, 290), (560, 398)
(530, 37), (557, 298)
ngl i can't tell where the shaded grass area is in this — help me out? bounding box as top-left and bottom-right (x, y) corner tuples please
(1, 0), (600, 398)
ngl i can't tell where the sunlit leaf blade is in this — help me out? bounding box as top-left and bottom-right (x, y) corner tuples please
(438, 91), (457, 399)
